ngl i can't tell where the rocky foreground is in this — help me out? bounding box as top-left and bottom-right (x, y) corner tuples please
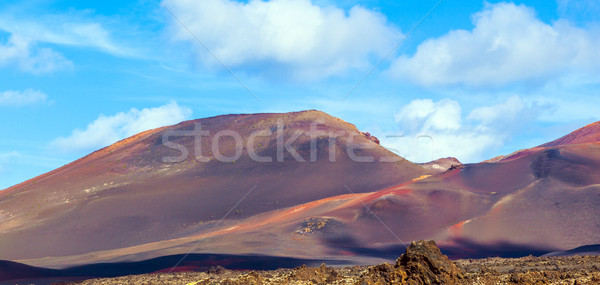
(63, 241), (600, 285)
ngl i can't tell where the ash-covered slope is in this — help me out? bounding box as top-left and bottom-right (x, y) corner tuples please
(0, 110), (426, 262)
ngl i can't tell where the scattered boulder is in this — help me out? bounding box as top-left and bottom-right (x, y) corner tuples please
(296, 217), (334, 235)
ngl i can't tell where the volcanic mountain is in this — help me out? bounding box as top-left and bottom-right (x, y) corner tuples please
(1, 111), (600, 273)
(0, 110), (426, 266)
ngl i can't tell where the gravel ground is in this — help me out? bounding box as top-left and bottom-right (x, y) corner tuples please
(58, 249), (600, 284)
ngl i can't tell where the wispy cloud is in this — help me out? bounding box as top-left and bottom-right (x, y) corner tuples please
(389, 2), (600, 87)
(165, 0), (402, 80)
(0, 7), (140, 74)
(0, 151), (20, 174)
(557, 0), (600, 24)
(51, 102), (193, 153)
(0, 35), (73, 74)
(0, 89), (48, 106)
(0, 12), (134, 57)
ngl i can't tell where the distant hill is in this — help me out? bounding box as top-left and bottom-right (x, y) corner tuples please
(418, 157), (462, 173)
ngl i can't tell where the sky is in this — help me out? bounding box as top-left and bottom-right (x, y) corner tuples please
(1, 0), (599, 189)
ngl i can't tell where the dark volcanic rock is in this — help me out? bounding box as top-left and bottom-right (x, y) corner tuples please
(288, 263), (340, 283)
(397, 240), (464, 284)
(359, 240), (464, 284)
(359, 262), (407, 284)
(363, 132), (380, 145)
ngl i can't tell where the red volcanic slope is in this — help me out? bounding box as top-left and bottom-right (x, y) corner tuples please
(541, 121), (600, 147)
(489, 120), (600, 163)
(2, 113), (600, 270)
(141, 120), (600, 260)
(0, 110), (428, 265)
(30, 136), (600, 268)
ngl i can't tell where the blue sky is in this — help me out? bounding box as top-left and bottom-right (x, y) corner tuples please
(1, 0), (599, 189)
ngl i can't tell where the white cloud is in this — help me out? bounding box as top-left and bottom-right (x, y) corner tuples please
(467, 95), (534, 126)
(0, 35), (73, 73)
(0, 89), (48, 106)
(51, 102), (193, 153)
(389, 2), (600, 87)
(166, 0), (401, 79)
(394, 99), (462, 133)
(382, 96), (538, 163)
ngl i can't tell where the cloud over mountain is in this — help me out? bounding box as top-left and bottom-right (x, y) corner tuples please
(385, 96), (539, 162)
(166, 0), (402, 80)
(51, 102), (192, 153)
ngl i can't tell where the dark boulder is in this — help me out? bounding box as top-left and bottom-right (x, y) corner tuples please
(359, 240), (464, 284)
(397, 240), (464, 284)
